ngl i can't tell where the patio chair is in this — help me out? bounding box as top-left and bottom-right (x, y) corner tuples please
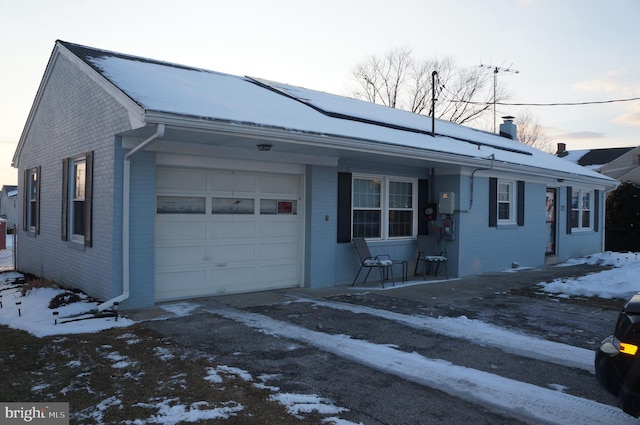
(414, 234), (448, 280)
(352, 237), (399, 288)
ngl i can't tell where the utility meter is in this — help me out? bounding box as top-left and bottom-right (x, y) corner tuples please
(439, 192), (455, 215)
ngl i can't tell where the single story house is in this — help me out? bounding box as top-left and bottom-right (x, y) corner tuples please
(0, 185), (18, 232)
(12, 41), (618, 310)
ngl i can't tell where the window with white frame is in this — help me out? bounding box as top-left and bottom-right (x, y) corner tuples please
(26, 167), (39, 232)
(571, 189), (592, 229)
(497, 180), (515, 223)
(62, 152), (93, 246)
(352, 175), (416, 239)
(71, 157), (86, 238)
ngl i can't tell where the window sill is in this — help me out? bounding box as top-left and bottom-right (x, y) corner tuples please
(66, 240), (86, 251)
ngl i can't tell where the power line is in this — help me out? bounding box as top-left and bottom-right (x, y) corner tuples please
(437, 80), (640, 108)
(464, 96), (640, 107)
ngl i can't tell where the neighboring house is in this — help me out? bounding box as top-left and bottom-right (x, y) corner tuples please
(12, 41), (618, 310)
(0, 185), (17, 231)
(597, 146), (640, 184)
(557, 142), (637, 182)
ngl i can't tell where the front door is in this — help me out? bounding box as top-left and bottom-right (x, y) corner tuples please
(545, 188), (556, 255)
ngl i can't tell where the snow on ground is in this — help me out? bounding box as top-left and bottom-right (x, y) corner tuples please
(205, 303), (635, 425)
(2, 251), (640, 424)
(539, 251), (640, 299)
(0, 272), (134, 337)
(290, 295), (595, 372)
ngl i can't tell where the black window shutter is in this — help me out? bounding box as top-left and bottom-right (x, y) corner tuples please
(35, 166), (41, 235)
(517, 180), (525, 226)
(84, 151), (93, 247)
(566, 186), (572, 235)
(418, 179), (428, 235)
(22, 169), (28, 231)
(594, 189), (600, 232)
(337, 172), (352, 243)
(489, 177), (497, 227)
(61, 159), (69, 241)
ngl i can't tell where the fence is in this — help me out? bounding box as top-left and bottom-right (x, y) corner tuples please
(0, 226), (16, 272)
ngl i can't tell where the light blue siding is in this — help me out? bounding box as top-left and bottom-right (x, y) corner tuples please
(555, 187), (605, 261)
(124, 152), (157, 309)
(456, 179), (548, 275)
(304, 165), (338, 287)
(16, 52), (130, 302)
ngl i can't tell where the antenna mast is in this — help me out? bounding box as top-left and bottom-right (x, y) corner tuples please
(479, 64), (519, 132)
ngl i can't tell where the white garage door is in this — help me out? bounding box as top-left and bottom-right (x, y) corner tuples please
(154, 167), (303, 301)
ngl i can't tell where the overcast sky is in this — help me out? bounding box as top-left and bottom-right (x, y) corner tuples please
(1, 0), (638, 185)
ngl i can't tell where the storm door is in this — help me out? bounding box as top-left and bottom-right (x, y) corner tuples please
(545, 188), (557, 255)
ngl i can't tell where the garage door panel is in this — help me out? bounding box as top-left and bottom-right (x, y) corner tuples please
(210, 243), (255, 262)
(260, 175), (300, 194)
(210, 267), (256, 291)
(257, 220), (298, 238)
(212, 171), (257, 192)
(210, 220), (256, 239)
(157, 168), (207, 191)
(156, 220), (208, 241)
(156, 246), (207, 266)
(258, 263), (299, 285)
(257, 242), (298, 260)
(156, 270), (208, 300)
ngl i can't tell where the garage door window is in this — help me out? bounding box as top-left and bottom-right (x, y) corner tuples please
(157, 196), (205, 214)
(212, 198), (254, 214)
(260, 199), (297, 215)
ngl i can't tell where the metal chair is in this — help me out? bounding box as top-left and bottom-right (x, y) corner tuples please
(414, 234), (448, 279)
(351, 237), (395, 288)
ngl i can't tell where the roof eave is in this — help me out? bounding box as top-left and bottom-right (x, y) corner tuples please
(143, 111), (618, 187)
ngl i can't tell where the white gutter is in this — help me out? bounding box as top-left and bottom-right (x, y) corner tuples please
(98, 123), (165, 311)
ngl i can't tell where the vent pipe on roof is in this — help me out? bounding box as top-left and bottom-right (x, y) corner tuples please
(499, 116), (517, 140)
(97, 123), (165, 312)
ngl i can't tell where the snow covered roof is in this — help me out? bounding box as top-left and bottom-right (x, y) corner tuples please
(52, 41), (616, 185)
(560, 147), (633, 169)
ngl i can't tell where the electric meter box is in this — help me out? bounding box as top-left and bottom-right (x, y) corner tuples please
(438, 192), (455, 215)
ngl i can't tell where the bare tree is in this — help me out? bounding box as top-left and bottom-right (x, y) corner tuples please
(516, 111), (553, 152)
(351, 47), (509, 125)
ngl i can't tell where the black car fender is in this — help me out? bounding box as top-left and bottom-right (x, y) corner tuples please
(619, 351), (640, 417)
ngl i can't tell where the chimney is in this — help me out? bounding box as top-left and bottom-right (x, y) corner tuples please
(499, 116), (517, 140)
(556, 142), (568, 157)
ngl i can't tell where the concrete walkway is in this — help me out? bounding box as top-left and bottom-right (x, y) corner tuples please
(204, 262), (607, 310)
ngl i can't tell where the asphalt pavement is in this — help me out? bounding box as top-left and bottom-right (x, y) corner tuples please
(131, 262), (624, 424)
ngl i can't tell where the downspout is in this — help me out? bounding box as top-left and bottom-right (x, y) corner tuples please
(457, 153), (495, 213)
(98, 123), (165, 311)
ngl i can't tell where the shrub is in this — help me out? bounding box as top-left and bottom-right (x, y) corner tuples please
(606, 181), (640, 252)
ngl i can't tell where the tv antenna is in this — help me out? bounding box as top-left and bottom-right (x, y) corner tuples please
(480, 64), (519, 132)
